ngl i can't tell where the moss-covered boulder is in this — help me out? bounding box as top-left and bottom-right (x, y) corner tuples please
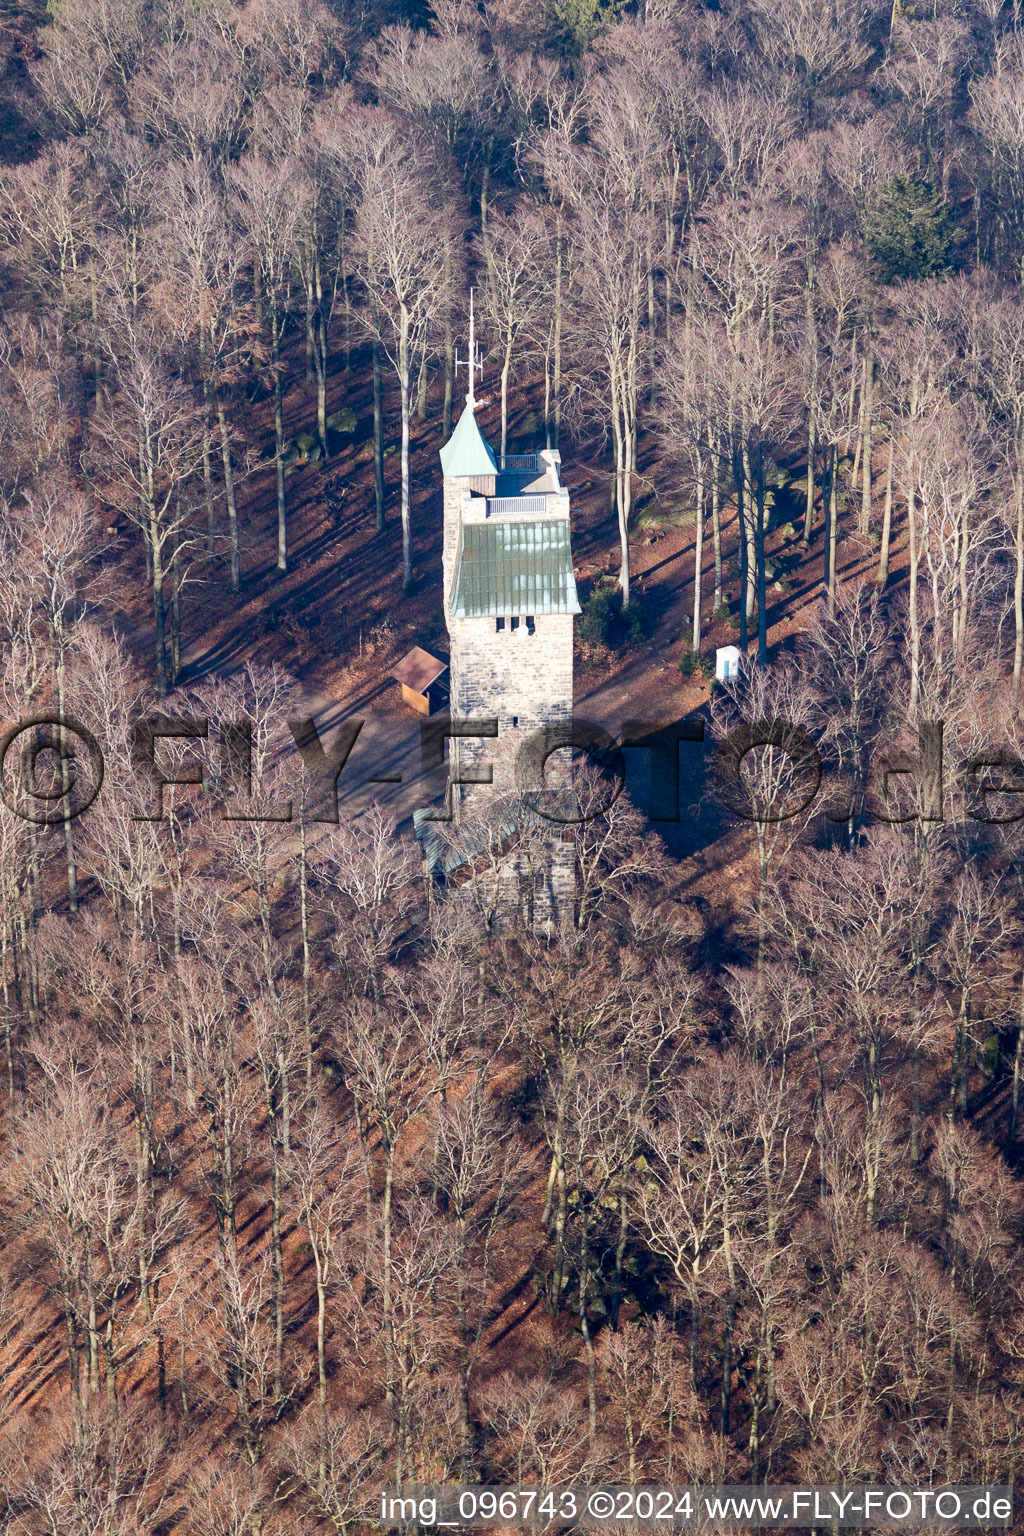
(327, 407), (358, 434)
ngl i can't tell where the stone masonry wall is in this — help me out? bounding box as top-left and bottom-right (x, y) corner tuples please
(450, 611), (573, 797)
(439, 452), (576, 926)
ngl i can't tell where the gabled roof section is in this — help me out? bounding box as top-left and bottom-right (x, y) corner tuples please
(392, 647), (448, 692)
(452, 519), (581, 618)
(439, 402), (498, 478)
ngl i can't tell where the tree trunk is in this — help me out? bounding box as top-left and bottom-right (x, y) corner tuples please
(54, 657), (78, 914)
(217, 404), (239, 593)
(1013, 469), (1024, 700)
(298, 815), (313, 1087)
(305, 262), (316, 383)
(741, 439), (756, 627)
(315, 1251), (329, 1494)
(317, 314), (328, 462)
(63, 1301), (83, 1449)
(2, 931), (14, 1099)
(274, 365), (287, 574)
(551, 1155), (567, 1305)
(170, 547), (182, 688)
(415, 349), (428, 421)
(711, 443), (723, 611)
(612, 370), (630, 607)
(859, 350), (873, 536)
(1011, 980), (1024, 1142)
(737, 465), (749, 654)
(803, 414), (816, 546)
(579, 1275), (598, 1450)
(151, 520), (167, 696)
(720, 1291), (734, 1435)
(908, 480), (921, 712)
(553, 222), (563, 449)
(399, 314), (412, 590)
(822, 445), (838, 619)
(202, 413), (216, 562)
(543, 320), (553, 447)
(878, 434), (894, 587)
(692, 457), (704, 652)
(755, 452), (768, 666)
(373, 334), (385, 533)
(313, 237), (328, 456)
(827, 461), (838, 618)
(272, 1148), (284, 1401)
(382, 1145), (395, 1402)
(480, 159), (491, 257)
(500, 343), (511, 460)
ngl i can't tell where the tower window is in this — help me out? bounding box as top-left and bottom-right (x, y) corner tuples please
(510, 616), (520, 632)
(526, 616), (536, 634)
(496, 617), (505, 632)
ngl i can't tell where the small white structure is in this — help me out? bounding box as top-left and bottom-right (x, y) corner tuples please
(716, 644), (742, 681)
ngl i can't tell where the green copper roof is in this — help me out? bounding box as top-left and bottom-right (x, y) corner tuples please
(439, 402), (498, 478)
(452, 519), (580, 618)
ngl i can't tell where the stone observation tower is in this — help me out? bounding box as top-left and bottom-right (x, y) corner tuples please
(418, 299), (580, 923)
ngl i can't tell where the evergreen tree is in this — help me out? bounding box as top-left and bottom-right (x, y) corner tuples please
(551, 0), (619, 54)
(863, 175), (954, 283)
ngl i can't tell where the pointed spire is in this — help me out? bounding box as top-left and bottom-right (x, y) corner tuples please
(440, 400), (497, 477)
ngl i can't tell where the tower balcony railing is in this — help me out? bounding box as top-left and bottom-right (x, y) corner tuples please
(497, 453), (541, 472)
(485, 494), (547, 517)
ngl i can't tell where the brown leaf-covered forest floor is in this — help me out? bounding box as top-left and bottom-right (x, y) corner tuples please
(8, 333), (1003, 1532)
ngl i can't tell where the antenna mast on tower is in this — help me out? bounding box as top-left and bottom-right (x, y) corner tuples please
(454, 288), (484, 409)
